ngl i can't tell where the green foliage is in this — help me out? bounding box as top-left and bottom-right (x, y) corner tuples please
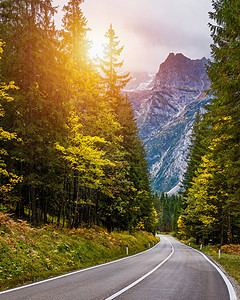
(55, 111), (115, 186)
(179, 0), (240, 245)
(96, 24), (156, 233)
(153, 192), (183, 233)
(100, 24), (130, 99)
(181, 110), (206, 200)
(0, 2), (155, 234)
(61, 0), (89, 66)
(0, 40), (22, 202)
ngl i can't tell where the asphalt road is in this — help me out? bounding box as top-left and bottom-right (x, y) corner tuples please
(0, 235), (237, 300)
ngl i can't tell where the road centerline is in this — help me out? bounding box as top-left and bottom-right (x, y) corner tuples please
(105, 237), (174, 300)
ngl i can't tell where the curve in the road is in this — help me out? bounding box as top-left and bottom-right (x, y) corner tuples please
(0, 235), (237, 300)
(105, 236), (237, 300)
(193, 248), (237, 300)
(0, 240), (161, 296)
(105, 236), (174, 300)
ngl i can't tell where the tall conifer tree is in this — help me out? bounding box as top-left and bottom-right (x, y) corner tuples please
(0, 0), (65, 224)
(178, 0), (240, 244)
(100, 24), (156, 233)
(100, 24), (130, 100)
(205, 0), (240, 243)
(182, 111), (206, 200)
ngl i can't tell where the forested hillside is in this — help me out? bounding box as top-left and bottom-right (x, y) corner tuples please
(0, 0), (156, 233)
(179, 0), (240, 245)
(153, 192), (182, 233)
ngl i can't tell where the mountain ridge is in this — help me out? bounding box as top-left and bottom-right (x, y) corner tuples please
(126, 53), (211, 194)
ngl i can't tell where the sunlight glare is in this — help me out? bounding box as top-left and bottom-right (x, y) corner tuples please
(89, 39), (104, 60)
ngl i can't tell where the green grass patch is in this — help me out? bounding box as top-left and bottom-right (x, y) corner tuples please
(0, 212), (159, 291)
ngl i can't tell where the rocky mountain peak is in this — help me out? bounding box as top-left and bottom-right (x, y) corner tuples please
(127, 53), (212, 194)
(155, 53), (209, 90)
(158, 52), (208, 73)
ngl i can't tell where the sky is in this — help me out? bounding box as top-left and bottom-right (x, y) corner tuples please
(53, 0), (213, 73)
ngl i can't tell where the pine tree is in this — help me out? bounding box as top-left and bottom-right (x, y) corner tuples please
(59, 3), (124, 229)
(179, 0), (240, 244)
(182, 111), (201, 197)
(100, 24), (130, 100)
(100, 24), (156, 233)
(55, 111), (117, 228)
(181, 111), (208, 201)
(0, 3), (158, 234)
(153, 192), (182, 233)
(205, 0), (240, 244)
(61, 0), (89, 69)
(0, 0), (66, 224)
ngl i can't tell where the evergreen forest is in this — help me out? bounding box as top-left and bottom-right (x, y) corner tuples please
(152, 0), (239, 246)
(0, 0), (157, 233)
(179, 0), (240, 245)
(0, 0), (239, 246)
(153, 192), (182, 233)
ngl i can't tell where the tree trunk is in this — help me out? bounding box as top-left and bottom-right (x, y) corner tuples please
(220, 223), (224, 246)
(44, 198), (48, 224)
(227, 207), (232, 244)
(31, 179), (37, 225)
(72, 168), (79, 228)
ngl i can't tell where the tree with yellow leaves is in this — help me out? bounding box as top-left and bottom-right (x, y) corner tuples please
(0, 40), (22, 204)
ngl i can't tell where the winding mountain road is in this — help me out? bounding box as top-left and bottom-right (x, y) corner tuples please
(0, 235), (237, 300)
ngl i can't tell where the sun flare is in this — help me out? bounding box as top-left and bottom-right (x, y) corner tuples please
(89, 39), (104, 59)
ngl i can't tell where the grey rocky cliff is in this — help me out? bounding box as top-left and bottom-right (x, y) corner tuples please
(126, 53), (211, 194)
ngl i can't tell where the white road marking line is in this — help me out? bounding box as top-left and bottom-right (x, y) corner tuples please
(193, 248), (237, 300)
(0, 239), (160, 295)
(105, 237), (174, 300)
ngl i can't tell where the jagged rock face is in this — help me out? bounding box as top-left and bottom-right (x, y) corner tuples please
(127, 53), (211, 194)
(155, 53), (209, 90)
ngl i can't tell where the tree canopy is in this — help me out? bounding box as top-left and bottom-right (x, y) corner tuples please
(178, 0), (240, 245)
(0, 1), (156, 233)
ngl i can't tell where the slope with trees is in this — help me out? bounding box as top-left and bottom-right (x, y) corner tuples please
(0, 1), (156, 233)
(153, 192), (182, 233)
(178, 0), (240, 245)
(99, 24), (156, 232)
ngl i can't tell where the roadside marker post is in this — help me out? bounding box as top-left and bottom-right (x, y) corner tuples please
(218, 248), (221, 259)
(126, 244), (128, 256)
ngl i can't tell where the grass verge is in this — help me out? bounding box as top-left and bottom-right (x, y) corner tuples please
(0, 212), (159, 291)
